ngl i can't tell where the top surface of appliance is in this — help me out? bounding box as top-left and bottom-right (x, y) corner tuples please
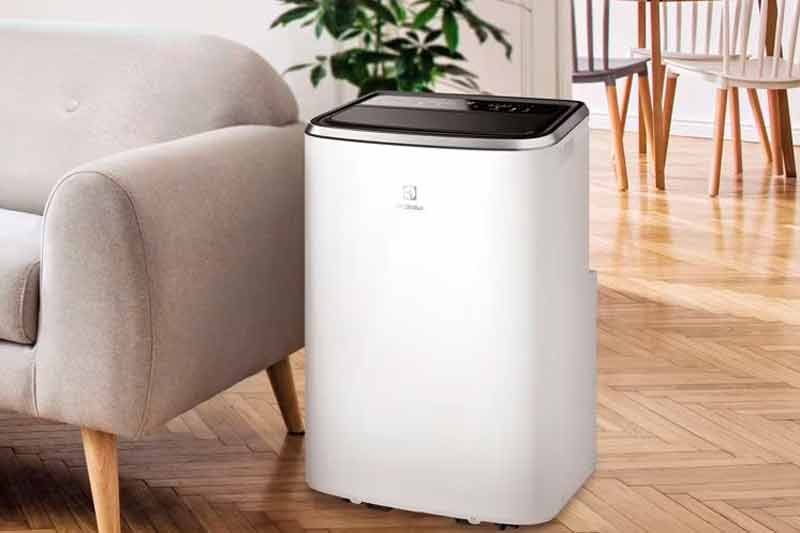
(306, 92), (588, 151)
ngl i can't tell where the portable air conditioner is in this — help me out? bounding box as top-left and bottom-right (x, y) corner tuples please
(304, 92), (596, 527)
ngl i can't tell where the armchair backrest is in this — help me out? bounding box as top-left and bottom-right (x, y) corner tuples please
(0, 20), (299, 214)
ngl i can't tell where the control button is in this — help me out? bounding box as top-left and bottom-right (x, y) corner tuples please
(468, 100), (537, 114)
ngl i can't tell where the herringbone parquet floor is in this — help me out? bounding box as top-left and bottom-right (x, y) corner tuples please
(3, 130), (800, 532)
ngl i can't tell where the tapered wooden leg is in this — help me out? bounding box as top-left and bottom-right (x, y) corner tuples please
(710, 88), (728, 197)
(81, 428), (121, 533)
(638, 74), (661, 187)
(768, 89), (785, 176)
(620, 75), (634, 131)
(267, 358), (305, 435)
(638, 108), (648, 155)
(747, 88), (772, 164)
(663, 73), (679, 159)
(605, 81), (629, 191)
(637, 0), (647, 156)
(779, 90), (797, 178)
(729, 88), (743, 176)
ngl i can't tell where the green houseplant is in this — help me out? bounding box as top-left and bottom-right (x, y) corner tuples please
(271, 0), (513, 95)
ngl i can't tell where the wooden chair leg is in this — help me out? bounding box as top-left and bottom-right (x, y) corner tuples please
(637, 74), (660, 185)
(710, 88), (729, 197)
(779, 91), (797, 178)
(747, 88), (773, 164)
(81, 428), (121, 533)
(620, 74), (634, 131)
(768, 89), (785, 176)
(729, 88), (743, 176)
(663, 73), (679, 159)
(605, 80), (629, 191)
(267, 358), (305, 435)
(639, 101), (648, 155)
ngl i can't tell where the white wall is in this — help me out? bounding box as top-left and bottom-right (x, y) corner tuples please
(0, 0), (339, 120)
(571, 1), (800, 142)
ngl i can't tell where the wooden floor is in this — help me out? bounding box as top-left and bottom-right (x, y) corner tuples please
(3, 131), (800, 532)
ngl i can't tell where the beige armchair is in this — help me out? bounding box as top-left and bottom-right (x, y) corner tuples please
(0, 21), (305, 532)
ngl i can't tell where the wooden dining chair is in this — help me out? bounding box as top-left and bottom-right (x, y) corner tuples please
(663, 0), (800, 196)
(636, 0), (773, 171)
(571, 0), (657, 191)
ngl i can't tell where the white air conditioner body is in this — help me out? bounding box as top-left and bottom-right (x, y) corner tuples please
(304, 92), (596, 527)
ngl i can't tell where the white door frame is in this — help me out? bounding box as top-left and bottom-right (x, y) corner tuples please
(522, 0), (573, 98)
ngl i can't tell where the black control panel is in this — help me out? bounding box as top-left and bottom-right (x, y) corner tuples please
(313, 92), (586, 140)
(467, 100), (540, 114)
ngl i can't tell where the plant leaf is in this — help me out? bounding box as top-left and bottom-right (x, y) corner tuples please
(461, 8), (488, 43)
(440, 64), (477, 78)
(384, 37), (412, 51)
(424, 29), (442, 43)
(449, 76), (480, 91)
(340, 28), (362, 40)
(428, 45), (464, 59)
(310, 64), (327, 87)
(389, 0), (407, 23)
(361, 0), (397, 24)
(359, 51), (399, 63)
(283, 63), (313, 74)
(442, 9), (459, 51)
(321, 0), (359, 38)
(485, 24), (513, 59)
(413, 1), (441, 28)
(270, 5), (317, 28)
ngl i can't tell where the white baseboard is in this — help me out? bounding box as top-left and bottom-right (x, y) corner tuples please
(589, 112), (800, 145)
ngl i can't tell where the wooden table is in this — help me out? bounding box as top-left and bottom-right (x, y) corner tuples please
(626, 0), (796, 186)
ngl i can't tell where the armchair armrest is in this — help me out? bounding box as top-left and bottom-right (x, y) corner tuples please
(34, 124), (305, 438)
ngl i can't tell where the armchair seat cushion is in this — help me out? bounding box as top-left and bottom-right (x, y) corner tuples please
(0, 209), (41, 345)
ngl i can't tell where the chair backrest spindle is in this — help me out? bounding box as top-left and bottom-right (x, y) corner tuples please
(787, 0), (800, 75)
(723, 0), (730, 72)
(731, 0), (741, 53)
(772, 0), (787, 77)
(603, 0), (610, 70)
(570, 0), (579, 72)
(585, 0), (595, 70)
(739, 0), (754, 72)
(569, 0), (615, 75)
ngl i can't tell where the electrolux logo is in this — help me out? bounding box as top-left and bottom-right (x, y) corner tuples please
(397, 185), (424, 211)
(402, 185), (417, 201)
